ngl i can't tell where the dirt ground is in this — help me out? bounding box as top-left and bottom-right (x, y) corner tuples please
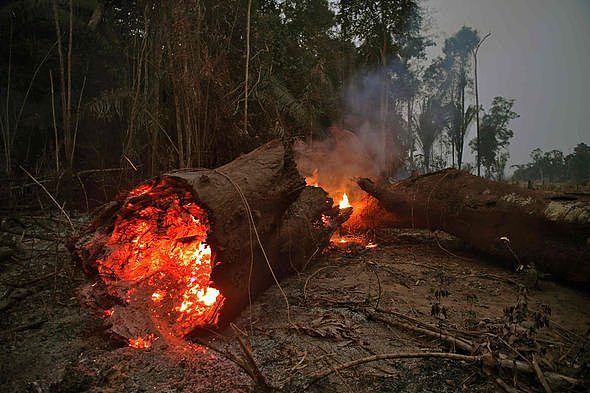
(1, 214), (589, 392)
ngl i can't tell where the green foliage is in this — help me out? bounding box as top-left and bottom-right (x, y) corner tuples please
(569, 142), (590, 184)
(469, 96), (518, 180)
(0, 0), (528, 189)
(340, 0), (429, 64)
(415, 97), (447, 171)
(442, 26), (480, 64)
(0, 0), (140, 174)
(422, 26), (480, 170)
(513, 143), (590, 185)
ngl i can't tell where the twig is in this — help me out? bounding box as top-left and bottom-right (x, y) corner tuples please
(75, 172), (89, 212)
(243, 0), (252, 135)
(19, 166), (74, 232)
(496, 377), (521, 393)
(123, 155), (138, 171)
(189, 335), (257, 383)
(315, 343), (354, 393)
(368, 310), (475, 353)
(532, 355), (552, 393)
(369, 310), (474, 352)
(303, 265), (338, 302)
(469, 273), (521, 287)
(308, 352), (482, 387)
(77, 167), (138, 176)
(368, 309), (585, 388)
(232, 324), (273, 392)
(366, 262), (382, 309)
(494, 357), (582, 388)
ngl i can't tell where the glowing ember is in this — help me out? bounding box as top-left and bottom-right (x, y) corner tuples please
(365, 242), (378, 249)
(197, 287), (220, 306)
(151, 290), (165, 302)
(96, 178), (225, 339)
(339, 193), (351, 209)
(129, 334), (157, 348)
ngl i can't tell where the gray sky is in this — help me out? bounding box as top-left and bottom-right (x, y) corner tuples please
(425, 0), (590, 166)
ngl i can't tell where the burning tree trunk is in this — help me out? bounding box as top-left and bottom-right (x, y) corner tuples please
(72, 140), (350, 344)
(358, 169), (590, 284)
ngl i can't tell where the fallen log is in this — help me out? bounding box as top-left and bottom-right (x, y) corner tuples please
(358, 169), (590, 284)
(71, 140), (349, 343)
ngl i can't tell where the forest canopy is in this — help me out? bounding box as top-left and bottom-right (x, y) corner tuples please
(0, 0), (585, 199)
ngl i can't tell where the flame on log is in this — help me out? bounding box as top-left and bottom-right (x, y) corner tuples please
(71, 140), (352, 344)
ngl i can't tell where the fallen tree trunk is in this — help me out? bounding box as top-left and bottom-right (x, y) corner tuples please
(71, 140), (349, 342)
(358, 169), (590, 284)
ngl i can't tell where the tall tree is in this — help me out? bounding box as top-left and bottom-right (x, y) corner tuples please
(469, 96), (518, 179)
(415, 97), (447, 172)
(0, 0), (130, 175)
(339, 0), (428, 174)
(430, 26), (480, 170)
(567, 142), (590, 185)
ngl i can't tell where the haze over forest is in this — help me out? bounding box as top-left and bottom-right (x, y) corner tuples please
(427, 0), (590, 167)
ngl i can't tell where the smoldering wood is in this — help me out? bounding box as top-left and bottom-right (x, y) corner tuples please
(358, 168), (590, 284)
(71, 140), (349, 339)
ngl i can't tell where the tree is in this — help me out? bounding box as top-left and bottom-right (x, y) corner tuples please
(415, 97), (447, 172)
(442, 26), (480, 170)
(470, 96), (518, 180)
(543, 150), (565, 182)
(473, 32), (492, 176)
(0, 0), (134, 175)
(529, 148), (546, 183)
(447, 101), (477, 169)
(513, 144), (589, 188)
(567, 143), (590, 185)
(339, 0), (429, 174)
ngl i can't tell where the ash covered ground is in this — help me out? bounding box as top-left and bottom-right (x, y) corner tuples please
(1, 215), (589, 392)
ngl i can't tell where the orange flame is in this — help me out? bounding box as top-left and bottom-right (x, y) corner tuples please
(129, 334), (157, 348)
(97, 179), (224, 340)
(151, 290), (165, 302)
(339, 193), (351, 209)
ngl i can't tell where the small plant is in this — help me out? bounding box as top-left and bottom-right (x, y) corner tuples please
(430, 271), (451, 321)
(503, 286), (529, 325)
(465, 293), (478, 327)
(532, 303), (551, 330)
(502, 286), (552, 342)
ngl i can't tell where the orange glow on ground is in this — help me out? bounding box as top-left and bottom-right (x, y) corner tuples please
(96, 178), (224, 340)
(305, 168), (319, 187)
(129, 334), (157, 348)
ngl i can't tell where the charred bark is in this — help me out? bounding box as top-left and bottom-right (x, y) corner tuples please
(71, 140), (349, 340)
(358, 169), (590, 284)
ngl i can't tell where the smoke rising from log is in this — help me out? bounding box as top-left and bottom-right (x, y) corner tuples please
(294, 127), (379, 204)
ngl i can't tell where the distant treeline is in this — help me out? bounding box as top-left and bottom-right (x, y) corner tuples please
(512, 143), (590, 185)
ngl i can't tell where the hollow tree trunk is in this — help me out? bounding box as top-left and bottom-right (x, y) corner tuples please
(358, 169), (590, 284)
(71, 140), (349, 341)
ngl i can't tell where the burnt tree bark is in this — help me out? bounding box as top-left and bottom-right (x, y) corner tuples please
(72, 140), (349, 340)
(358, 169), (590, 284)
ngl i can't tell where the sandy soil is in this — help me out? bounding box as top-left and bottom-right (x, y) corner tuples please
(1, 215), (589, 392)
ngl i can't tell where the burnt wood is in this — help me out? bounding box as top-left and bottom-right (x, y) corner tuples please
(358, 169), (590, 284)
(71, 140), (350, 339)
